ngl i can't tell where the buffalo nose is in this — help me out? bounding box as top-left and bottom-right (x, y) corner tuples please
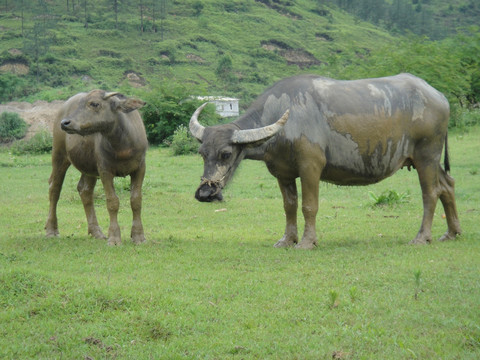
(195, 184), (223, 202)
(195, 184), (215, 202)
(61, 119), (71, 127)
(197, 187), (214, 200)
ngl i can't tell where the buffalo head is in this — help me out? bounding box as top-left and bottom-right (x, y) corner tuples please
(190, 103), (289, 202)
(60, 90), (145, 136)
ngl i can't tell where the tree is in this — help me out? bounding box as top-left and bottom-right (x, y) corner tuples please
(113, 0), (118, 29)
(215, 55), (236, 85)
(83, 0), (88, 28)
(193, 1), (203, 17)
(140, 0), (144, 34)
(159, 0), (168, 40)
(151, 0), (157, 32)
(22, 0), (58, 83)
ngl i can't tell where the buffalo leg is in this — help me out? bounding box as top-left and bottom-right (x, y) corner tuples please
(45, 152), (70, 237)
(296, 174), (320, 249)
(274, 179), (298, 248)
(77, 174), (106, 240)
(296, 161), (323, 249)
(100, 172), (121, 245)
(410, 162), (440, 244)
(130, 164), (146, 244)
(437, 169), (461, 241)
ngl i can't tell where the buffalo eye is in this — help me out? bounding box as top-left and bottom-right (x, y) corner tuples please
(89, 102), (100, 110)
(220, 151), (232, 160)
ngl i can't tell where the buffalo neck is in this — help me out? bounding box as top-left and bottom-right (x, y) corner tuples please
(100, 113), (144, 158)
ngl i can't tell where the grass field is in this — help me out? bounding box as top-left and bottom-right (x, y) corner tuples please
(1, 126), (479, 359)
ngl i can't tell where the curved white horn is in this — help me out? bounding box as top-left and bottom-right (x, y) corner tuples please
(231, 109), (290, 144)
(189, 102), (208, 141)
(103, 92), (121, 100)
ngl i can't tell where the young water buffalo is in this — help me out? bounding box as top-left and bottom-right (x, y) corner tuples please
(45, 90), (148, 245)
(190, 74), (462, 249)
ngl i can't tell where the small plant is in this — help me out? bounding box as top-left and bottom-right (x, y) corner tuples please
(328, 290), (339, 309)
(349, 286), (358, 303)
(10, 130), (53, 155)
(414, 270), (422, 300)
(369, 189), (410, 207)
(170, 124), (199, 156)
(0, 112), (28, 142)
(114, 177), (131, 194)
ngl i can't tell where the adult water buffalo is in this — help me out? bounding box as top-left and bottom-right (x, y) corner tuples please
(45, 90), (148, 245)
(190, 74), (461, 249)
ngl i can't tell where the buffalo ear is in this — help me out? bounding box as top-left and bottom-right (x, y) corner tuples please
(116, 98), (146, 113)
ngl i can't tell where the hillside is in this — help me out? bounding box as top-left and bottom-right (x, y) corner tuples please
(0, 0), (479, 110)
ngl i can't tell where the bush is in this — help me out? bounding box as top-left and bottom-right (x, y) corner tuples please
(450, 106), (480, 129)
(10, 130), (52, 155)
(140, 84), (220, 145)
(0, 74), (35, 103)
(170, 125), (199, 155)
(0, 112), (28, 142)
(369, 190), (410, 207)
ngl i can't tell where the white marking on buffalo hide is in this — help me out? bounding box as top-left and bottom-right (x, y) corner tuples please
(367, 84), (392, 117)
(312, 78), (335, 98)
(411, 89), (427, 122)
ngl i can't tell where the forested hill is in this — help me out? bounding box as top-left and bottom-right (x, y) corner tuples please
(0, 0), (479, 110)
(335, 0), (480, 39)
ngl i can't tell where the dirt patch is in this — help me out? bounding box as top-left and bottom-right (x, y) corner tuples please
(0, 100), (64, 140)
(186, 53), (206, 63)
(0, 62), (29, 75)
(316, 32), (334, 42)
(261, 40), (323, 68)
(254, 0), (302, 19)
(123, 71), (146, 88)
(8, 48), (23, 56)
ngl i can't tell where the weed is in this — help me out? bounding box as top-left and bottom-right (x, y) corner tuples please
(328, 290), (339, 309)
(413, 270), (422, 300)
(349, 286), (358, 303)
(10, 130), (52, 155)
(369, 189), (410, 207)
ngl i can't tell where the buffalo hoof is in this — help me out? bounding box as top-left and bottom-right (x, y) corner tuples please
(274, 235), (298, 248)
(45, 228), (59, 237)
(409, 235), (431, 245)
(89, 227), (107, 240)
(438, 231), (460, 242)
(294, 241), (317, 250)
(107, 236), (122, 246)
(131, 234), (146, 244)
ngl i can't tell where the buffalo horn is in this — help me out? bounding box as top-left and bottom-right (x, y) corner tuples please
(103, 92), (121, 100)
(189, 102), (208, 141)
(231, 109), (290, 144)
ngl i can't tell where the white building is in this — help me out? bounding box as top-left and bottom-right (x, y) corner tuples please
(196, 96), (239, 118)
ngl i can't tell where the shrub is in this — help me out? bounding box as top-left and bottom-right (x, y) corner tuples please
(10, 130), (52, 155)
(0, 74), (35, 103)
(140, 84), (220, 145)
(170, 125), (199, 155)
(369, 189), (410, 207)
(450, 106), (480, 129)
(0, 112), (28, 142)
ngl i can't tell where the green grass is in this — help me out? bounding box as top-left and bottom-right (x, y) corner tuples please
(1, 127), (480, 359)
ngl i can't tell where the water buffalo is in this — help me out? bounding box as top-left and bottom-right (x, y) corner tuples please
(190, 73), (461, 249)
(45, 90), (148, 245)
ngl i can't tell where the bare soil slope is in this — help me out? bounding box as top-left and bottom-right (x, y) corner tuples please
(0, 100), (64, 140)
